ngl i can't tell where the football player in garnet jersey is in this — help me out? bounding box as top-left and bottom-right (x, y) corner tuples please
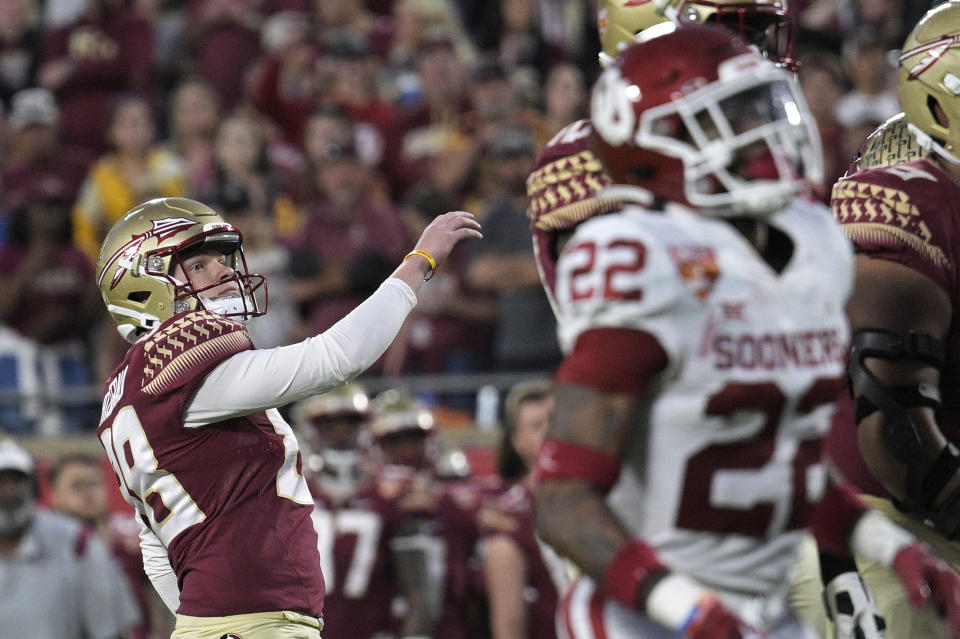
(292, 382), (374, 505)
(531, 25), (960, 639)
(94, 196), (480, 639)
(294, 384), (436, 639)
(819, 2), (960, 636)
(367, 390), (447, 639)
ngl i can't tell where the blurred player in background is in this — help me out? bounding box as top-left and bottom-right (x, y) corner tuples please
(294, 383), (436, 639)
(532, 24), (960, 639)
(368, 389), (448, 639)
(530, 3), (882, 637)
(94, 196), (480, 639)
(481, 378), (566, 639)
(821, 2), (960, 636)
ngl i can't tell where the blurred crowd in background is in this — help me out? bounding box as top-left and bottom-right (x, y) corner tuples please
(0, 0), (930, 434)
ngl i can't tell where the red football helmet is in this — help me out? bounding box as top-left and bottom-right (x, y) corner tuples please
(590, 24), (821, 217)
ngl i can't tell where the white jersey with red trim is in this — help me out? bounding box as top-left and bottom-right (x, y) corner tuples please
(552, 196), (853, 620)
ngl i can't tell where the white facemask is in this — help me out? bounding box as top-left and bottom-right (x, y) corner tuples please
(317, 449), (365, 503)
(199, 293), (256, 321)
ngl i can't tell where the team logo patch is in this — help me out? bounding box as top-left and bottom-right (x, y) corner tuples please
(668, 245), (720, 300)
(219, 634), (243, 639)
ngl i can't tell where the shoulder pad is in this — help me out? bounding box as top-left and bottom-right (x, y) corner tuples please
(140, 311), (252, 396)
(831, 164), (949, 270)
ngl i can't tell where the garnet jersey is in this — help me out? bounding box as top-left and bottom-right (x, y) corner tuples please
(434, 475), (506, 639)
(832, 158), (960, 447)
(97, 311), (323, 618)
(552, 197), (853, 619)
(310, 465), (437, 639)
(480, 482), (567, 639)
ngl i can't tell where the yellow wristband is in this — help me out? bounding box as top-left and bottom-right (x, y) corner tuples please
(404, 249), (438, 281)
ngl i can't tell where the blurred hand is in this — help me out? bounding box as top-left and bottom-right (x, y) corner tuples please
(892, 542), (960, 638)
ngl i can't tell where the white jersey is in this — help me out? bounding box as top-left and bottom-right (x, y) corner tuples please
(553, 198), (853, 615)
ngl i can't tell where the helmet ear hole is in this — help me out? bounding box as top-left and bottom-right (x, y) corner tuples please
(929, 95), (949, 128)
(128, 291), (150, 303)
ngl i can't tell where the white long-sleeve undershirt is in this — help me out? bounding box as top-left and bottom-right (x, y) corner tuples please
(138, 517), (181, 613)
(185, 278), (417, 425)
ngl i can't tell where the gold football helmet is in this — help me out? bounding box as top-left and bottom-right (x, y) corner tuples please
(293, 383), (370, 429)
(898, 1), (960, 165)
(368, 389), (435, 440)
(654, 0), (795, 68)
(96, 197), (266, 342)
(292, 383), (371, 501)
(597, 0), (669, 63)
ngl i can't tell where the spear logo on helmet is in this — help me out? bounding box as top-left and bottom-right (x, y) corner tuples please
(98, 217), (199, 290)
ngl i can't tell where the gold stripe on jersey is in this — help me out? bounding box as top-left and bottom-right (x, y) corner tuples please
(141, 311), (251, 395)
(840, 223), (949, 270)
(527, 150), (624, 231)
(831, 179), (949, 268)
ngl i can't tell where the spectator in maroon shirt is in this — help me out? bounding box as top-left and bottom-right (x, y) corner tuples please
(380, 28), (478, 200)
(38, 0), (155, 153)
(0, 0), (43, 107)
(182, 0), (265, 111)
(248, 10), (319, 148)
(382, 183), (495, 376)
(288, 111), (407, 349)
(1, 88), (92, 235)
(0, 185), (99, 347)
(318, 35), (398, 167)
(0, 186), (101, 431)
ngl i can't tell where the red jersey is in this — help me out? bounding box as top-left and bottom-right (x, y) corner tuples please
(310, 465), (435, 639)
(433, 475), (505, 639)
(97, 310), (324, 618)
(830, 158), (960, 490)
(480, 482), (563, 639)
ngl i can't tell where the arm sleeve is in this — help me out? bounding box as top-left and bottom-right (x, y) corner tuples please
(185, 278), (417, 425)
(138, 517), (180, 613)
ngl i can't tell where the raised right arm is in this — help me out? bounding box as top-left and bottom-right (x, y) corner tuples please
(185, 211), (481, 425)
